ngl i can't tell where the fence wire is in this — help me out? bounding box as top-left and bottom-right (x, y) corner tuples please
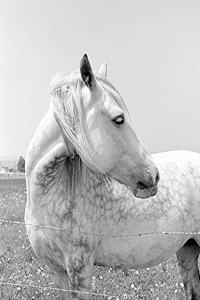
(0, 280), (119, 299)
(0, 218), (200, 237)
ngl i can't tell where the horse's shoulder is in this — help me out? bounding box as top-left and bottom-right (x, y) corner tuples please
(26, 143), (67, 206)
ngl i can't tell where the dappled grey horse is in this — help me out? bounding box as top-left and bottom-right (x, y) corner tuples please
(26, 55), (200, 300)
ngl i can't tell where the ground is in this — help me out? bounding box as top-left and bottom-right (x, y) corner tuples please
(0, 179), (187, 299)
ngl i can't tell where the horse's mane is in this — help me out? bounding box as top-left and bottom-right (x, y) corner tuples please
(50, 70), (96, 165)
(49, 70), (111, 194)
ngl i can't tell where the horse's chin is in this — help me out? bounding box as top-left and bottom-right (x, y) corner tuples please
(135, 185), (158, 199)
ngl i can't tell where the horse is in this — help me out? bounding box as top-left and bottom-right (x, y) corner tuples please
(24, 55), (200, 300)
(25, 54), (159, 299)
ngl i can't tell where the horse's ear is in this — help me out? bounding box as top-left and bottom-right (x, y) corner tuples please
(80, 54), (96, 90)
(98, 62), (107, 79)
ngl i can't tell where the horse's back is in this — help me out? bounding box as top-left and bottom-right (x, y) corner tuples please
(153, 150), (200, 188)
(153, 150), (200, 165)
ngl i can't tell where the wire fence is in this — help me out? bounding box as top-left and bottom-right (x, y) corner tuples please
(1, 218), (200, 237)
(0, 280), (119, 299)
(0, 217), (198, 299)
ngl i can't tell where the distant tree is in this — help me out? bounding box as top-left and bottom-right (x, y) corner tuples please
(17, 156), (25, 173)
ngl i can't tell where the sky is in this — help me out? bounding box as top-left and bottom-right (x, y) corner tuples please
(1, 0), (200, 158)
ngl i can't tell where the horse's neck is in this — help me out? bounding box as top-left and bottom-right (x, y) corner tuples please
(74, 164), (110, 204)
(26, 107), (112, 202)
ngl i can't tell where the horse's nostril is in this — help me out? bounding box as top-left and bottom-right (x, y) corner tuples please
(137, 181), (148, 190)
(155, 171), (160, 184)
(137, 171), (159, 190)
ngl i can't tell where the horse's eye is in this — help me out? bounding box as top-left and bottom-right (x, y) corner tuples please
(112, 114), (124, 126)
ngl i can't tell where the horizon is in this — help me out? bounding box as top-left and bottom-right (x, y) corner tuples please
(1, 1), (200, 157)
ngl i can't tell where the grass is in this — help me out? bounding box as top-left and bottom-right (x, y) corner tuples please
(0, 179), (186, 299)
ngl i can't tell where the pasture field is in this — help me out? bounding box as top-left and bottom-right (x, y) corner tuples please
(0, 179), (187, 299)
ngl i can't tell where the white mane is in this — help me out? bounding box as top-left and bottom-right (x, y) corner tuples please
(49, 71), (108, 183)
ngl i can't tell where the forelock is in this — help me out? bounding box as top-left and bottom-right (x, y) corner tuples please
(49, 70), (83, 98)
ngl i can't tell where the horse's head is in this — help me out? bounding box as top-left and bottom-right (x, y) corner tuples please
(51, 54), (159, 198)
